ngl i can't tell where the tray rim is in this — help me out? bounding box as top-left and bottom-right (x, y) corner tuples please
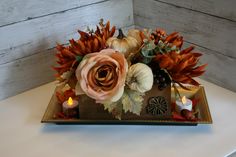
(41, 85), (212, 125)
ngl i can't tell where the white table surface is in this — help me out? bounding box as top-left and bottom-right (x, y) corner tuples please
(0, 79), (236, 157)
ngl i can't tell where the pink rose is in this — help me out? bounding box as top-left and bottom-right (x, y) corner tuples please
(75, 49), (128, 103)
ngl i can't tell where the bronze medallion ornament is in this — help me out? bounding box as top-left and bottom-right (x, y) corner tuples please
(146, 96), (168, 115)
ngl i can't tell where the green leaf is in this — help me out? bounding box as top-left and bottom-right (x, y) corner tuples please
(158, 40), (165, 48)
(121, 88), (144, 115)
(76, 55), (83, 63)
(171, 45), (177, 50)
(140, 40), (157, 64)
(165, 46), (172, 53)
(142, 57), (152, 64)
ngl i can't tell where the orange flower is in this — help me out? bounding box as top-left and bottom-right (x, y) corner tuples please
(53, 20), (115, 76)
(75, 49), (128, 103)
(154, 47), (207, 88)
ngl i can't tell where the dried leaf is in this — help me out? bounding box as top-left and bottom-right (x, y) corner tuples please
(78, 30), (89, 41)
(172, 36), (183, 48)
(165, 32), (178, 42)
(159, 59), (170, 69)
(112, 102), (122, 120)
(121, 88), (144, 115)
(176, 59), (189, 72)
(109, 26), (116, 37)
(192, 64), (208, 72)
(103, 101), (117, 112)
(180, 46), (194, 54)
(61, 71), (73, 80)
(77, 40), (86, 54)
(62, 49), (75, 58)
(190, 70), (205, 77)
(192, 52), (202, 57)
(56, 92), (66, 103)
(103, 100), (122, 120)
(176, 82), (191, 90)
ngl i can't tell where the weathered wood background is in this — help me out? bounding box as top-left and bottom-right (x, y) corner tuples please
(0, 0), (134, 100)
(134, 0), (236, 93)
(1, 0), (236, 100)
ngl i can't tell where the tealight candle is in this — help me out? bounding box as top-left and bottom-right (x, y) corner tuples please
(62, 97), (79, 117)
(176, 96), (192, 113)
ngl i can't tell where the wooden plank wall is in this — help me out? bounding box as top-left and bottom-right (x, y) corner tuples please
(1, 0), (235, 100)
(134, 0), (236, 92)
(0, 0), (134, 100)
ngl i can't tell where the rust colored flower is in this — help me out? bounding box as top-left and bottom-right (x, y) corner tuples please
(53, 21), (116, 76)
(75, 49), (128, 103)
(155, 46), (207, 88)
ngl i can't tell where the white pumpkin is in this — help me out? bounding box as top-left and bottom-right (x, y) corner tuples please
(106, 29), (140, 57)
(126, 63), (153, 93)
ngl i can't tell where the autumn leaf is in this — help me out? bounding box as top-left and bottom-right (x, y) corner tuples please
(103, 100), (123, 120)
(102, 88), (144, 119)
(121, 88), (144, 115)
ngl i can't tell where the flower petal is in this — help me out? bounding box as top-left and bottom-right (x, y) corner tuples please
(75, 82), (84, 95)
(109, 85), (124, 102)
(75, 48), (128, 102)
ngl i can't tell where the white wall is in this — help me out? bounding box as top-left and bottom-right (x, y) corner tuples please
(1, 0), (235, 100)
(134, 0), (236, 92)
(0, 0), (134, 100)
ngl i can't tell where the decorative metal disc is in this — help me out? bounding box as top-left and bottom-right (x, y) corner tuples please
(146, 96), (168, 115)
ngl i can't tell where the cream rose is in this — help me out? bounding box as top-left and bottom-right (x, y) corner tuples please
(75, 49), (128, 103)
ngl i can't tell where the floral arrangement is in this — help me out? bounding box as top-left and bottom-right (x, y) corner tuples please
(54, 19), (206, 120)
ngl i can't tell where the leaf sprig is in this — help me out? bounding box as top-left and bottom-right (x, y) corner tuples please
(103, 88), (144, 119)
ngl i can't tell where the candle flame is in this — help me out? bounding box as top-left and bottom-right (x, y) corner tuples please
(67, 97), (73, 106)
(182, 96), (187, 105)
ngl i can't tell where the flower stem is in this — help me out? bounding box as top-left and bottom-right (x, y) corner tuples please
(172, 83), (182, 101)
(117, 29), (126, 39)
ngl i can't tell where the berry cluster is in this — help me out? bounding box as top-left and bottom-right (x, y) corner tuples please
(148, 62), (171, 90)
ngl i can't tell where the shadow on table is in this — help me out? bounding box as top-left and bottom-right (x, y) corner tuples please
(40, 123), (213, 135)
(40, 122), (213, 147)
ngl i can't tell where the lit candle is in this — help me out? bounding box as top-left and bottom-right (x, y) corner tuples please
(175, 96), (192, 113)
(62, 97), (79, 118)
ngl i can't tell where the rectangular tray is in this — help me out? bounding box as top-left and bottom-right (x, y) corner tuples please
(41, 86), (212, 125)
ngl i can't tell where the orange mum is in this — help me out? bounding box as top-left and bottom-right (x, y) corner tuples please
(155, 46), (207, 88)
(53, 21), (116, 76)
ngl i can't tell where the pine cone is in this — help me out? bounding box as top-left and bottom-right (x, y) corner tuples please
(53, 21), (116, 75)
(154, 46), (207, 88)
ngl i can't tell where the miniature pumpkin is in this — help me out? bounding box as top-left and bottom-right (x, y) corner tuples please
(126, 63), (153, 93)
(127, 29), (143, 46)
(106, 29), (140, 57)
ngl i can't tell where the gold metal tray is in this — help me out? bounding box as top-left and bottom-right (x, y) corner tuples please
(41, 86), (212, 125)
